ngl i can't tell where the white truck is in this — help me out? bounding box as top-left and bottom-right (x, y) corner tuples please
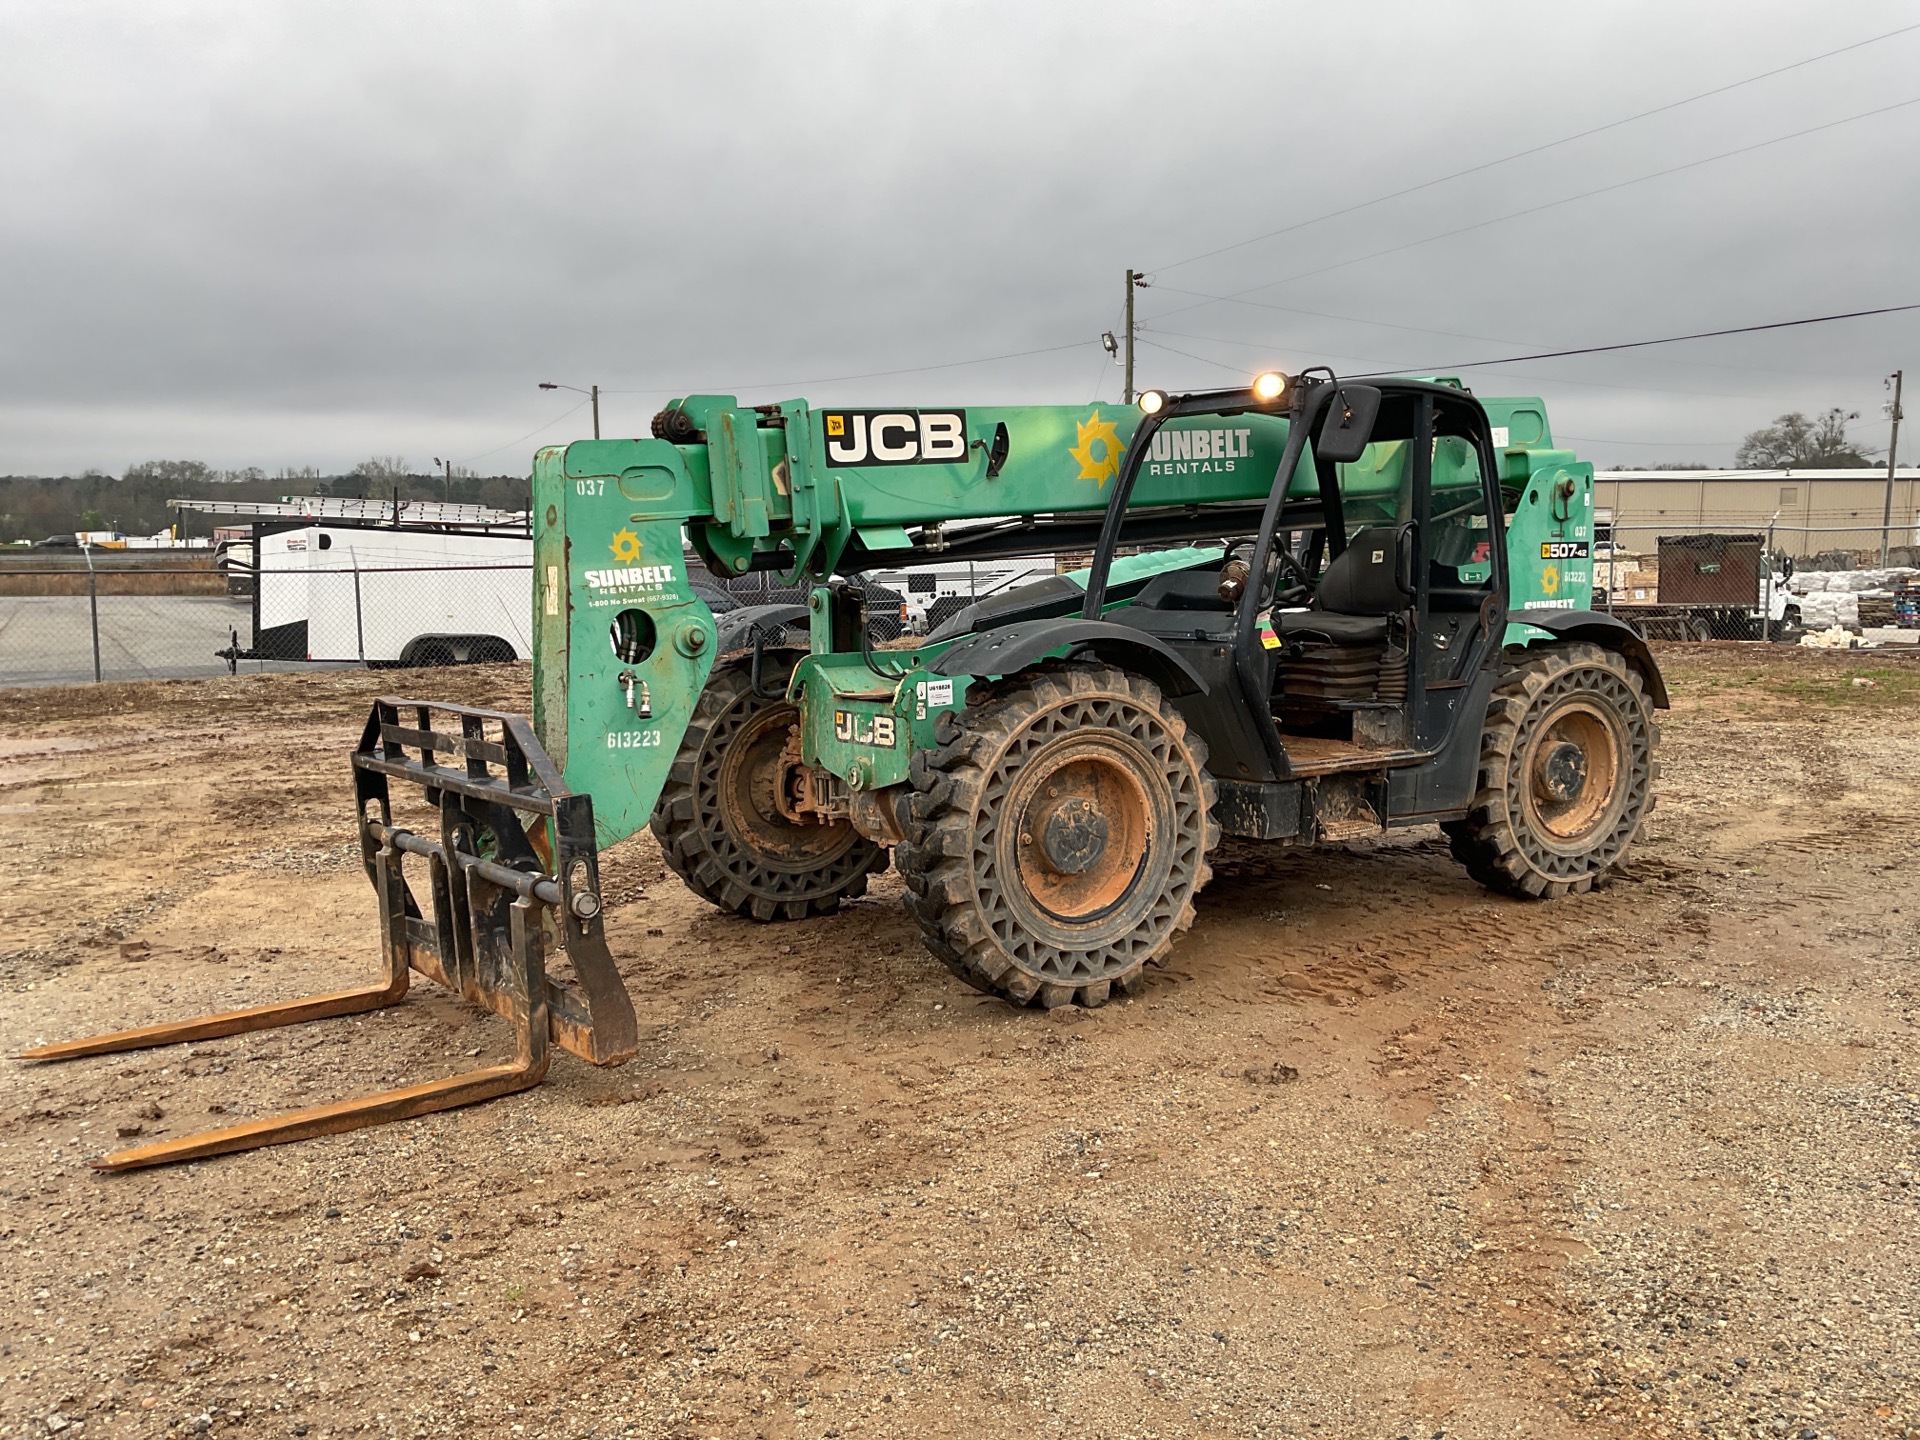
(229, 523), (532, 667)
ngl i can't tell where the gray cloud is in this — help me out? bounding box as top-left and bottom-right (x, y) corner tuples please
(2, 0), (1915, 475)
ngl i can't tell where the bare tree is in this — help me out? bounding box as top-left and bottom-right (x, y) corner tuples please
(1735, 409), (1872, 468)
(352, 455), (413, 486)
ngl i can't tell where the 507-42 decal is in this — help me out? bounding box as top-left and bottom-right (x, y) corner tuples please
(1541, 541), (1590, 559)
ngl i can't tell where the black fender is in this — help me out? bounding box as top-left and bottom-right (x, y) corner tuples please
(715, 602), (810, 658)
(1511, 607), (1669, 709)
(930, 617), (1208, 697)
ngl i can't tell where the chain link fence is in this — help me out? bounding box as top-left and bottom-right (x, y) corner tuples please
(0, 555), (536, 688)
(0, 555), (926, 689)
(1599, 519), (1920, 645)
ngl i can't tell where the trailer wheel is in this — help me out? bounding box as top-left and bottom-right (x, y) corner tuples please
(1442, 641), (1657, 899)
(651, 653), (886, 922)
(897, 663), (1218, 1009)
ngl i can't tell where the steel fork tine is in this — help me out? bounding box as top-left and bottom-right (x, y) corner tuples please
(15, 979), (410, 1062)
(89, 1059), (549, 1172)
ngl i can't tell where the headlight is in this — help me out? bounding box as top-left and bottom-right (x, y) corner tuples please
(1252, 371), (1288, 402)
(1137, 389), (1168, 416)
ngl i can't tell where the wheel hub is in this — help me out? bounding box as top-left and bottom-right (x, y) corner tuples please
(1537, 740), (1588, 803)
(1011, 750), (1153, 925)
(1034, 796), (1110, 875)
(717, 706), (863, 868)
(1522, 699), (1625, 847)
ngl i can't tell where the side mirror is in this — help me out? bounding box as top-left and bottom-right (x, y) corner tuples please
(1314, 383), (1382, 464)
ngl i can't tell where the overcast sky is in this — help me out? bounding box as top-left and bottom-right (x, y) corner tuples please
(2, 0), (1916, 476)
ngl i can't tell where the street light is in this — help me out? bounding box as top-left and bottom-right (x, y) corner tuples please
(432, 457), (454, 502)
(538, 381), (601, 440)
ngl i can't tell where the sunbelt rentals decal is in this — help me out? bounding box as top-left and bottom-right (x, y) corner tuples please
(1144, 425), (1255, 478)
(582, 528), (677, 606)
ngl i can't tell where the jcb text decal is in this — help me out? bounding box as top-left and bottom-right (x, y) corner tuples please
(833, 710), (897, 747)
(822, 411), (967, 467)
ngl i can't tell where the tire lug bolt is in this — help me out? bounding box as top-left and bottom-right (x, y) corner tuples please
(1020, 833), (1033, 846)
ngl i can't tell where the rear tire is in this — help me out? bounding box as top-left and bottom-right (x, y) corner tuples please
(896, 663), (1218, 1008)
(650, 653), (888, 922)
(1442, 641), (1657, 899)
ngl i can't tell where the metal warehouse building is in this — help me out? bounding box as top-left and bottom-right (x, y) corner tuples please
(1595, 468), (1920, 558)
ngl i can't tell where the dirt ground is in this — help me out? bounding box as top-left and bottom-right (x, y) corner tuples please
(2, 645), (1917, 1440)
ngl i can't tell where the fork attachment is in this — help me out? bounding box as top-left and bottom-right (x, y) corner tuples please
(18, 698), (639, 1172)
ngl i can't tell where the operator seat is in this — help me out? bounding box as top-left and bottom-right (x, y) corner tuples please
(1271, 523), (1410, 644)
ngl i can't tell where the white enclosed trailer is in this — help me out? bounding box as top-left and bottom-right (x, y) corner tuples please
(241, 523), (532, 665)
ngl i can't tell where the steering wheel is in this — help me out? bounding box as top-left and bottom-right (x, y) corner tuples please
(1270, 543), (1315, 606)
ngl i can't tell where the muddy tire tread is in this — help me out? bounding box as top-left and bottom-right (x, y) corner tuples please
(897, 661), (1219, 1008)
(1442, 641), (1658, 900)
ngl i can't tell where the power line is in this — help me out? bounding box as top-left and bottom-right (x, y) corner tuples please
(1149, 93), (1920, 324)
(457, 28), (1916, 443)
(1136, 329), (1843, 404)
(1134, 337), (1255, 376)
(1140, 321), (1882, 385)
(1148, 20), (1920, 276)
(1356, 302), (1920, 376)
(458, 397), (591, 465)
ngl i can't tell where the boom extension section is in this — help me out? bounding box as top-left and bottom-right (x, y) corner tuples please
(20, 700), (638, 1171)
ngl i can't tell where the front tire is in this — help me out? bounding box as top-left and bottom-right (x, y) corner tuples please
(650, 653), (887, 922)
(1443, 642), (1657, 899)
(897, 663), (1218, 1008)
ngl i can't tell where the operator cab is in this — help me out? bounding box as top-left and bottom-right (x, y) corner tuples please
(1099, 379), (1508, 790)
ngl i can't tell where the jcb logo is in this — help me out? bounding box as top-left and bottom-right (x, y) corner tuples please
(822, 410), (967, 467)
(1540, 541), (1590, 559)
(833, 710), (896, 747)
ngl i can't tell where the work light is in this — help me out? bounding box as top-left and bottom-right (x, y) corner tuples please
(1252, 371), (1289, 402)
(1137, 389), (1168, 416)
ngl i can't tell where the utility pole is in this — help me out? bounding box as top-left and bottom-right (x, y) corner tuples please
(1880, 369), (1903, 565)
(433, 456), (453, 502)
(1122, 269), (1150, 404)
(592, 384), (601, 440)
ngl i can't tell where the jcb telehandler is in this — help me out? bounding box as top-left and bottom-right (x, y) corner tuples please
(29, 369), (1664, 1168)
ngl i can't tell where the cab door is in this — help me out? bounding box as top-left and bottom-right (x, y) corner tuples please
(1401, 391), (1508, 806)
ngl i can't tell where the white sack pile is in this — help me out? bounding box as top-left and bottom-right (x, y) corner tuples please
(1786, 568), (1919, 632)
